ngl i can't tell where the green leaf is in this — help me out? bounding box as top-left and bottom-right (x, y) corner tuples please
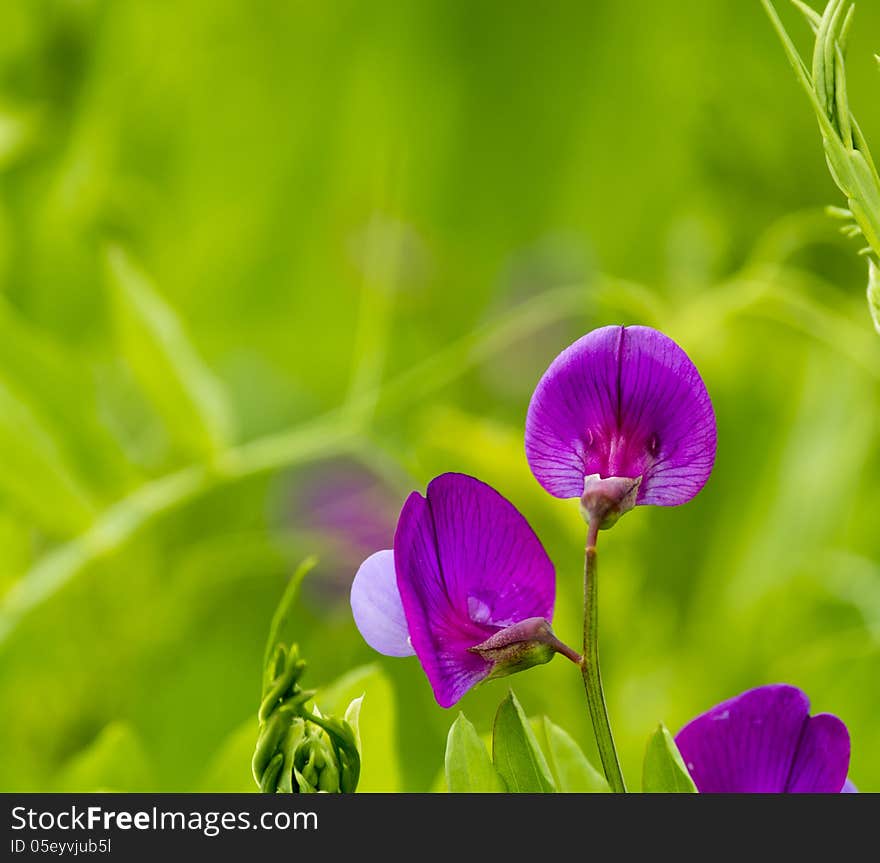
(762, 0), (880, 270)
(0, 296), (131, 497)
(0, 378), (96, 536)
(445, 713), (506, 793)
(868, 259), (880, 335)
(262, 556), (316, 675)
(536, 716), (609, 793)
(319, 664), (401, 792)
(343, 694), (364, 751)
(491, 690), (555, 793)
(642, 723), (697, 793)
(105, 246), (234, 456)
(55, 723), (154, 792)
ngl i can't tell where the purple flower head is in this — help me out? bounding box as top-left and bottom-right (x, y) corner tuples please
(350, 473), (559, 708)
(525, 325), (716, 527)
(675, 684), (853, 793)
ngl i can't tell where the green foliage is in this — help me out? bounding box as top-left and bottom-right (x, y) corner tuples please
(0, 0), (878, 794)
(105, 246), (234, 457)
(320, 665), (401, 792)
(55, 723), (154, 792)
(252, 567), (360, 794)
(0, 379), (96, 535)
(763, 0), (880, 329)
(444, 696), (606, 793)
(869, 259), (880, 331)
(642, 725), (697, 794)
(536, 717), (610, 793)
(491, 691), (555, 793)
(445, 713), (506, 793)
(261, 557), (315, 676)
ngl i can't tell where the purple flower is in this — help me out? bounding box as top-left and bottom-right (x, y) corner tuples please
(675, 684), (854, 793)
(350, 473), (560, 708)
(525, 325), (716, 525)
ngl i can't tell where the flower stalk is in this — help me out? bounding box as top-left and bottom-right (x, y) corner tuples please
(525, 325), (716, 795)
(579, 519), (626, 793)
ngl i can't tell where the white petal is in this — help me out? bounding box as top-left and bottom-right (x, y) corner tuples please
(350, 550), (414, 657)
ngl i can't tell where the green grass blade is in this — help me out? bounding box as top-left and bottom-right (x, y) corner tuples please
(262, 556), (316, 673)
(0, 380), (96, 536)
(106, 246), (234, 457)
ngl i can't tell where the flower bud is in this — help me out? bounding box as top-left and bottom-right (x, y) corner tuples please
(317, 753), (341, 793)
(579, 474), (642, 530)
(290, 726), (346, 794)
(253, 639), (360, 794)
(469, 616), (566, 679)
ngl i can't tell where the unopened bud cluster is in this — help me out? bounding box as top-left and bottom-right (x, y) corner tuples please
(252, 643), (360, 793)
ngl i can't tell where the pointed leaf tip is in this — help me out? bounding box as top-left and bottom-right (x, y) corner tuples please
(642, 723), (698, 793)
(343, 694), (364, 750)
(538, 716), (609, 793)
(445, 713), (506, 793)
(491, 691), (555, 793)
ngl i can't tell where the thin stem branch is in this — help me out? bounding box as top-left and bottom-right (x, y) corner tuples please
(551, 637), (584, 666)
(0, 281), (594, 645)
(579, 521), (626, 793)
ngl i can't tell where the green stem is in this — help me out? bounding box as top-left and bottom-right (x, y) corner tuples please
(0, 279), (599, 647)
(579, 521), (626, 793)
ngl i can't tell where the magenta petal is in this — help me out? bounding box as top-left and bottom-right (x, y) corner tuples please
(675, 685), (810, 793)
(786, 713), (850, 793)
(425, 473), (555, 626)
(394, 491), (492, 707)
(841, 778), (858, 793)
(350, 550), (414, 657)
(525, 325), (716, 506)
(394, 473), (555, 708)
(525, 326), (622, 499)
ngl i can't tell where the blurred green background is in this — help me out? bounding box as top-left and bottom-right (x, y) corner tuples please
(1, 0), (878, 793)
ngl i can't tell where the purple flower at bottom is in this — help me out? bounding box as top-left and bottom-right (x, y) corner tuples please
(525, 325), (716, 526)
(350, 473), (559, 708)
(675, 685), (854, 793)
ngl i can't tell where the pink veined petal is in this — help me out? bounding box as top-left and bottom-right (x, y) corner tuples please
(785, 713), (851, 793)
(675, 685), (810, 793)
(424, 473), (555, 626)
(394, 473), (556, 708)
(525, 326), (623, 499)
(525, 325), (716, 506)
(394, 490), (491, 707)
(617, 326), (717, 506)
(350, 549), (414, 657)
